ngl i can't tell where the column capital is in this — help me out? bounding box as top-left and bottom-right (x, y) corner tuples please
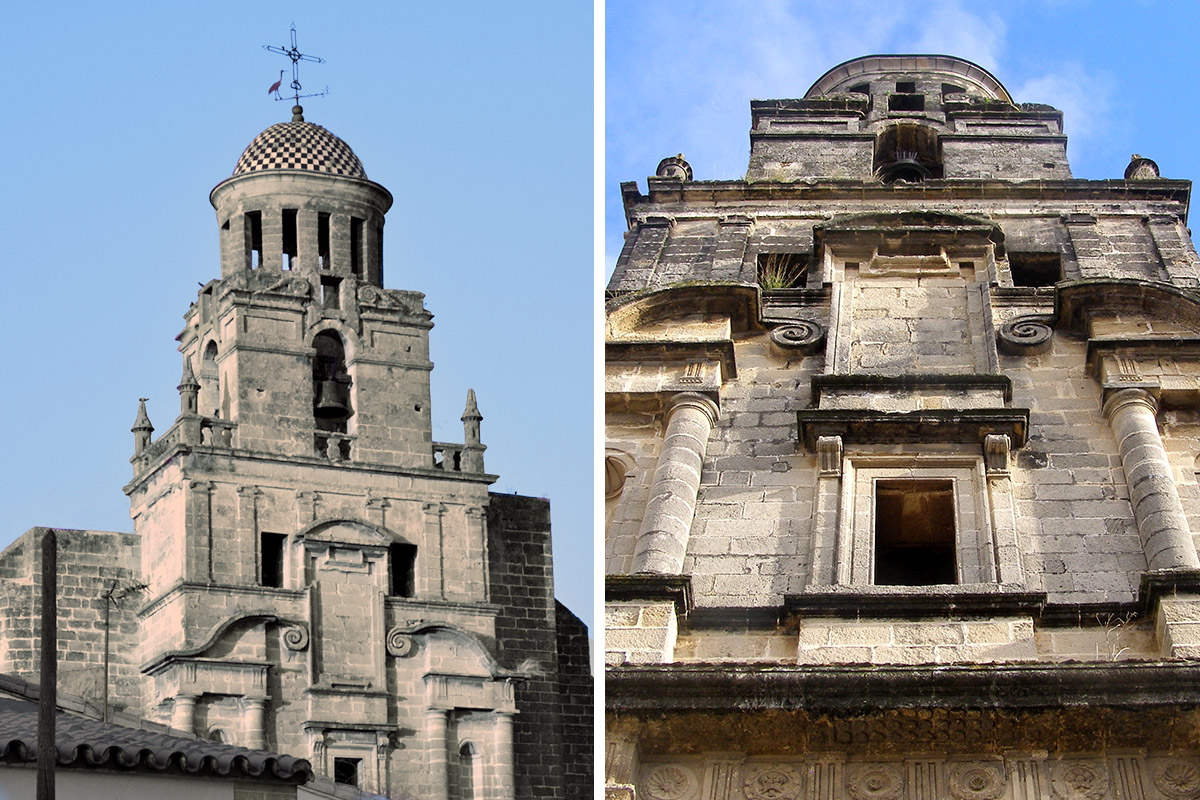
(1103, 387), (1158, 420)
(665, 392), (720, 425)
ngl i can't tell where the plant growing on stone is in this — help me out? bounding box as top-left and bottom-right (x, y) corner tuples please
(757, 252), (808, 290)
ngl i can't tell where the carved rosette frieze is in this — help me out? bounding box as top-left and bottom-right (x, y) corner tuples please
(846, 764), (903, 800)
(282, 624), (309, 651)
(1155, 759), (1200, 800)
(743, 765), (803, 800)
(770, 321), (826, 354)
(642, 764), (697, 800)
(1049, 760), (1109, 800)
(997, 315), (1054, 355)
(948, 763), (1005, 800)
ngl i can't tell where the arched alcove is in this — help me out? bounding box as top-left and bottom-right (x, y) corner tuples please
(874, 124), (942, 183)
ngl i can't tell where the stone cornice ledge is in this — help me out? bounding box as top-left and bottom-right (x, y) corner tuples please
(607, 660), (1200, 713)
(606, 574), (693, 615)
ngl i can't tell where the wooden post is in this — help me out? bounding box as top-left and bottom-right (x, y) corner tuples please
(37, 528), (57, 800)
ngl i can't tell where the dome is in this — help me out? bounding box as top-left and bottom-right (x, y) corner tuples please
(233, 120), (366, 178)
(806, 54), (1012, 103)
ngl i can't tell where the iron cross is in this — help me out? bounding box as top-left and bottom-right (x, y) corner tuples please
(264, 24), (327, 105)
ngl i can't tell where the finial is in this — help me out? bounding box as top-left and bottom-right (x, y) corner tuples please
(656, 154), (693, 181)
(132, 398), (154, 432)
(462, 388), (482, 421)
(178, 358), (199, 391)
(1125, 154), (1160, 181)
(132, 398), (154, 457)
(264, 24), (329, 111)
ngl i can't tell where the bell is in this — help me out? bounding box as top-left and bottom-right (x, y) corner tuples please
(314, 380), (349, 419)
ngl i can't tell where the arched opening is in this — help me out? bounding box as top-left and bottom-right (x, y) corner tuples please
(199, 340), (220, 417)
(874, 124), (941, 183)
(312, 331), (353, 454)
(455, 742), (482, 800)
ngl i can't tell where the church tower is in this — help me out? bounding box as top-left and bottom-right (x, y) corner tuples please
(606, 55), (1200, 799)
(114, 104), (587, 798)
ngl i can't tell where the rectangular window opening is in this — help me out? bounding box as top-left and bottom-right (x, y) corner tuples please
(874, 479), (956, 586)
(390, 542), (417, 597)
(318, 212), (331, 270)
(848, 83), (870, 95)
(1009, 252), (1062, 287)
(756, 252), (809, 290)
(321, 276), (341, 310)
(282, 209), (298, 270)
(942, 83), (966, 96)
(350, 217), (364, 276)
(333, 757), (361, 787)
(245, 211), (262, 269)
(896, 81), (917, 94)
(375, 224), (384, 281)
(260, 532), (286, 588)
(888, 93), (925, 112)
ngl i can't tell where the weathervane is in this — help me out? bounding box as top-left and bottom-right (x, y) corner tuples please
(264, 23), (329, 110)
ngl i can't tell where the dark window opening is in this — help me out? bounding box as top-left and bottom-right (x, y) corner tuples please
(888, 93), (925, 112)
(896, 81), (916, 94)
(375, 224), (384, 281)
(221, 219), (230, 231)
(942, 83), (966, 96)
(756, 252), (809, 290)
(390, 542), (417, 597)
(848, 82), (869, 95)
(874, 479), (956, 586)
(1009, 252), (1062, 287)
(321, 276), (341, 310)
(313, 331), (351, 433)
(874, 123), (942, 183)
(350, 217), (364, 276)
(260, 532), (286, 588)
(245, 211), (262, 269)
(282, 209), (298, 270)
(318, 212), (331, 270)
(334, 758), (361, 787)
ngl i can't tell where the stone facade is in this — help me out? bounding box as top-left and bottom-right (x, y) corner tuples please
(606, 55), (1200, 799)
(0, 106), (590, 800)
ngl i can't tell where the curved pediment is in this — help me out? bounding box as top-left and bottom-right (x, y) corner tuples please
(298, 518), (403, 547)
(605, 283), (760, 338)
(1055, 279), (1200, 336)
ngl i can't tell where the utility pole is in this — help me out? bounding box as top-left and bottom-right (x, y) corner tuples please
(37, 529), (56, 800)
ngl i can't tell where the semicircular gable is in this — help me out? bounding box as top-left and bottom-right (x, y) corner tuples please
(605, 283), (760, 337)
(1056, 279), (1200, 335)
(298, 518), (406, 547)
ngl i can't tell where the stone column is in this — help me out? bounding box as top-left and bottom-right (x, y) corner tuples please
(631, 393), (720, 574)
(493, 711), (515, 800)
(1103, 388), (1200, 570)
(171, 694), (196, 735)
(242, 697), (267, 749)
(426, 709), (449, 800)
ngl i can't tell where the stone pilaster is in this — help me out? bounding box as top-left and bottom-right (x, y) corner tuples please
(426, 708), (449, 800)
(243, 697), (267, 749)
(423, 502), (446, 598)
(631, 393), (720, 574)
(171, 694), (196, 735)
(1103, 389), (1200, 571)
(493, 711), (515, 800)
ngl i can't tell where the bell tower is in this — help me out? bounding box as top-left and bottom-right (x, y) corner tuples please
(121, 106), (531, 798)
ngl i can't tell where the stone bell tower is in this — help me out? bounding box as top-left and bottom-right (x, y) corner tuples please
(118, 104), (586, 799)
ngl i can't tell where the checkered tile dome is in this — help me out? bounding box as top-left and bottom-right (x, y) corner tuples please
(233, 121), (366, 178)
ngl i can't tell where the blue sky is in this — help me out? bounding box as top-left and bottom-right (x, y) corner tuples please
(0, 4), (593, 627)
(606, 0), (1200, 272)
